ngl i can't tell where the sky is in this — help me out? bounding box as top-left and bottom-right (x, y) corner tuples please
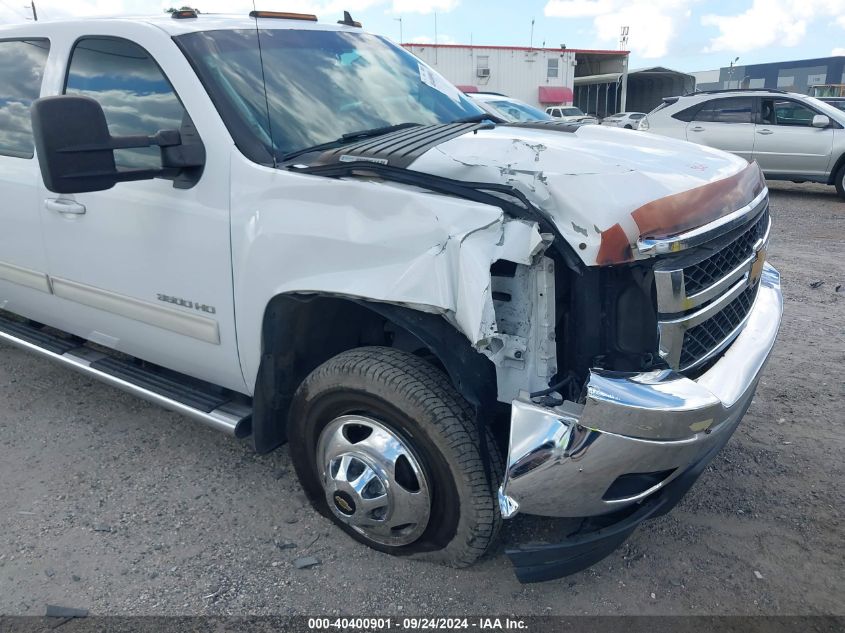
(1, 0), (844, 72)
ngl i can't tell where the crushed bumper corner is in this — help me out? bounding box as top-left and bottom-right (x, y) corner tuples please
(500, 264), (782, 582)
(504, 402), (748, 583)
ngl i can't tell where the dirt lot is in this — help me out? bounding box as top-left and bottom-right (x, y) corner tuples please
(0, 182), (842, 617)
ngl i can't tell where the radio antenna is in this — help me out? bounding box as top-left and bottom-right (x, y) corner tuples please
(252, 1), (277, 167)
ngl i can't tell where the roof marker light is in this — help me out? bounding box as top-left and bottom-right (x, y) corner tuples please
(171, 9), (198, 19)
(248, 10), (318, 21)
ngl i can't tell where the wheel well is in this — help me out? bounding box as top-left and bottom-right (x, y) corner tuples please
(251, 294), (498, 454)
(828, 153), (845, 185)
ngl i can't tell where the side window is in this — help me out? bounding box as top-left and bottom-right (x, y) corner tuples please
(64, 37), (186, 169)
(768, 99), (817, 126)
(0, 39), (50, 159)
(673, 104), (702, 122)
(547, 57), (559, 78)
(695, 97), (753, 123)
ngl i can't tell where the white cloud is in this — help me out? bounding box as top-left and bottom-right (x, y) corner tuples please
(543, 0), (694, 59)
(833, 48), (845, 55)
(544, 0), (613, 18)
(702, 0), (845, 53)
(392, 0), (459, 13)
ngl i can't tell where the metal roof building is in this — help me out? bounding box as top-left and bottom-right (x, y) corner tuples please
(692, 56), (845, 95)
(574, 66), (695, 118)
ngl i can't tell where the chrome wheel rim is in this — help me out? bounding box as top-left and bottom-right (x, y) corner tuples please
(316, 415), (431, 546)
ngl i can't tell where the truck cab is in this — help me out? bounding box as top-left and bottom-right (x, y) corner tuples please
(0, 12), (782, 582)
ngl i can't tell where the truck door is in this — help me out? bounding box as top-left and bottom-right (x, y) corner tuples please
(37, 32), (246, 393)
(0, 39), (52, 316)
(685, 96), (756, 161)
(753, 97), (835, 178)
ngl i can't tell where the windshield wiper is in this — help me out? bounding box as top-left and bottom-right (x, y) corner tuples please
(281, 122), (421, 163)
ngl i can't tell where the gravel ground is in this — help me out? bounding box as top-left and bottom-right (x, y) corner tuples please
(0, 182), (842, 616)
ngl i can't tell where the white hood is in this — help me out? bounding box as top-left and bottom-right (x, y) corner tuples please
(410, 124), (757, 266)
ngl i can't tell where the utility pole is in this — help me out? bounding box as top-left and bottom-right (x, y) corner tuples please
(619, 25), (629, 50)
(434, 13), (438, 64)
(728, 56), (739, 87)
(26, 0), (37, 20)
(530, 18), (534, 49)
(394, 16), (402, 43)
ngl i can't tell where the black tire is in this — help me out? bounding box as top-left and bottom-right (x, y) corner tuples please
(288, 347), (503, 567)
(835, 163), (845, 199)
(624, 124), (633, 129)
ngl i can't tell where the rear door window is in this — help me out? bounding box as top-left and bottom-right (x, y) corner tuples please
(695, 97), (754, 123)
(0, 39), (51, 158)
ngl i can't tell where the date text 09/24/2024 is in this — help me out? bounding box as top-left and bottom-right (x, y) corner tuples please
(307, 618), (528, 630)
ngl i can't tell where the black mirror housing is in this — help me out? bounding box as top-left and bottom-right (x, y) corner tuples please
(31, 95), (206, 194)
(31, 95), (119, 194)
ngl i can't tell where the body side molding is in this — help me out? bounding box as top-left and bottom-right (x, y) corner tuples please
(51, 277), (220, 344)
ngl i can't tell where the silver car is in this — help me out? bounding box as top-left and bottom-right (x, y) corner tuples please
(467, 92), (553, 123)
(600, 111), (646, 129)
(640, 89), (845, 199)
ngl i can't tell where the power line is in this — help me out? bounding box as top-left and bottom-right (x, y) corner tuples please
(0, 0), (29, 21)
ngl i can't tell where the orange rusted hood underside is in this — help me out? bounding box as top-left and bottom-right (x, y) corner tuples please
(597, 162), (765, 265)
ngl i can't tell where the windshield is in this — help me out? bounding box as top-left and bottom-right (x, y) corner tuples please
(561, 107), (585, 116)
(803, 95), (845, 120)
(176, 29), (484, 164)
(477, 98), (551, 122)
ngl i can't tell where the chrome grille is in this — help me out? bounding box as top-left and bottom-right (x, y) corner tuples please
(654, 195), (770, 374)
(683, 210), (769, 295)
(679, 282), (758, 369)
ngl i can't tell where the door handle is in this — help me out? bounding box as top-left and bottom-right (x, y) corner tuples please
(44, 198), (86, 215)
(689, 126), (705, 132)
(756, 129), (774, 135)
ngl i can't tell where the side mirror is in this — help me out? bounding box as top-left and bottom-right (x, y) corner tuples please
(812, 114), (830, 128)
(31, 95), (205, 194)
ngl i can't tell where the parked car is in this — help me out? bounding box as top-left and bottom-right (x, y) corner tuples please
(600, 111), (646, 129)
(544, 105), (598, 124)
(467, 92), (552, 123)
(818, 97), (845, 112)
(640, 88), (845, 198)
(0, 12), (782, 583)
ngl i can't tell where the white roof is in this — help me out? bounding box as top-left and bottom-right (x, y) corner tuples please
(0, 13), (362, 37)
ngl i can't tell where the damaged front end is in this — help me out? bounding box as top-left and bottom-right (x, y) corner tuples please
(500, 264), (781, 582)
(284, 121), (783, 583)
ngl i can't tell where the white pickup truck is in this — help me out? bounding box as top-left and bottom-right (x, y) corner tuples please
(0, 11), (782, 582)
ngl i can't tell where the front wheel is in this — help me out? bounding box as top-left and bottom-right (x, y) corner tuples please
(287, 347), (502, 567)
(835, 163), (845, 200)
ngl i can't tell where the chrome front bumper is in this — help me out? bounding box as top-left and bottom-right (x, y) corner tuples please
(498, 263), (783, 519)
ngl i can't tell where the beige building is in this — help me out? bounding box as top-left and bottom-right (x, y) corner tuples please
(403, 42), (628, 115)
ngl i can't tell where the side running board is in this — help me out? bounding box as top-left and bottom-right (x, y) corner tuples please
(0, 313), (252, 437)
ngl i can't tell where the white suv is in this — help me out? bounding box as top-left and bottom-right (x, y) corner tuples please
(641, 89), (845, 198)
